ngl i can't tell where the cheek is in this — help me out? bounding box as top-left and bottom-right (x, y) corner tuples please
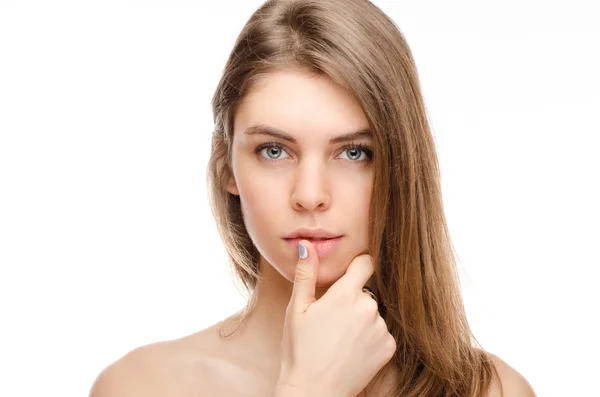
(338, 177), (372, 211)
(237, 173), (283, 238)
(239, 171), (282, 209)
(336, 179), (372, 240)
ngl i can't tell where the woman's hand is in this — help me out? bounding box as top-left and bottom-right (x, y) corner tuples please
(276, 240), (397, 397)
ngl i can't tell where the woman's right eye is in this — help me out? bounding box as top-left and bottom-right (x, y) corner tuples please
(254, 142), (290, 161)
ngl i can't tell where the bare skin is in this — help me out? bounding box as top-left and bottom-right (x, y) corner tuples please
(89, 71), (536, 396)
(89, 320), (534, 397)
(89, 318), (396, 397)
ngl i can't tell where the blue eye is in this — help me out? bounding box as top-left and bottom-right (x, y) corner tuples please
(256, 143), (290, 161)
(340, 145), (373, 162)
(254, 141), (374, 164)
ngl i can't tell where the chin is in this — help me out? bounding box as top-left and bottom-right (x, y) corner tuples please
(299, 266), (346, 288)
(264, 242), (356, 287)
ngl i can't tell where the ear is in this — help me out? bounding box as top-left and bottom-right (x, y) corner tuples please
(225, 175), (239, 196)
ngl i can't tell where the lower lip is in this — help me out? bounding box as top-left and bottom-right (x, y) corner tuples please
(284, 236), (343, 259)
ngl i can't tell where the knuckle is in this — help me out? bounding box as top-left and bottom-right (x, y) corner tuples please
(375, 314), (387, 329)
(294, 267), (311, 282)
(365, 296), (379, 315)
(386, 337), (397, 356)
(357, 295), (378, 316)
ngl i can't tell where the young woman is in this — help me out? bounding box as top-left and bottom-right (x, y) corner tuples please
(90, 1), (536, 396)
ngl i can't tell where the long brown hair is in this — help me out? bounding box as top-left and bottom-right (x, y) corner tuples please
(206, 1), (502, 396)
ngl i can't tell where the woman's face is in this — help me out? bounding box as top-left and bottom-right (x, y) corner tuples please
(226, 70), (374, 288)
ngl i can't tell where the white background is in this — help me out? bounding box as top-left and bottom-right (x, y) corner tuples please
(1, 1), (598, 396)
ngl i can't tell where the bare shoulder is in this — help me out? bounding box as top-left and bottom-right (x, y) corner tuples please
(89, 340), (175, 397)
(88, 323), (230, 397)
(485, 352), (537, 397)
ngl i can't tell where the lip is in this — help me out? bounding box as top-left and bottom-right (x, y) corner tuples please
(283, 236), (343, 259)
(284, 227), (342, 240)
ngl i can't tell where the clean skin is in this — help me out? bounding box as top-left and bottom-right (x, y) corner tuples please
(225, 69), (376, 380)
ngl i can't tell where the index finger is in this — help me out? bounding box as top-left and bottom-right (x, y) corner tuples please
(333, 254), (375, 292)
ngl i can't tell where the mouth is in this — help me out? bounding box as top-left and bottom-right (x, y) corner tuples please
(285, 237), (337, 241)
(283, 236), (343, 258)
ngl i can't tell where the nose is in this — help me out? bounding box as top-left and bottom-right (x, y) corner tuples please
(290, 157), (332, 212)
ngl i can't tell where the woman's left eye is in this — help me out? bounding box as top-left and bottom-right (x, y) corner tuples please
(254, 142), (374, 164)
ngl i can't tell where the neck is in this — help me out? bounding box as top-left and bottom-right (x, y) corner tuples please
(218, 257), (396, 395)
(220, 256), (329, 378)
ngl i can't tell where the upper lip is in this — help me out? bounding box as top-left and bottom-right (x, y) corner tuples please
(284, 227), (342, 240)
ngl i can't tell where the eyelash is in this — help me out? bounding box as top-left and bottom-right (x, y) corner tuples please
(254, 141), (374, 165)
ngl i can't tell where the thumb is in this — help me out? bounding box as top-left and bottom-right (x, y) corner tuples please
(289, 239), (320, 314)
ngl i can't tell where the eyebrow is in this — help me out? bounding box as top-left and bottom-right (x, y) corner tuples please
(243, 124), (373, 144)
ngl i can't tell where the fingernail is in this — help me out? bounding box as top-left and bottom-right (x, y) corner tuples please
(298, 242), (307, 259)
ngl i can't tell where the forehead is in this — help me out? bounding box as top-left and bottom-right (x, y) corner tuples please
(234, 70), (369, 140)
